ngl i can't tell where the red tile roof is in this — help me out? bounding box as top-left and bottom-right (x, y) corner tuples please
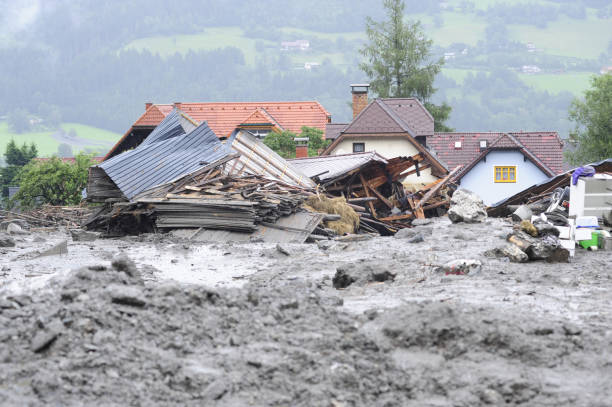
(134, 102), (330, 138)
(427, 132), (565, 175)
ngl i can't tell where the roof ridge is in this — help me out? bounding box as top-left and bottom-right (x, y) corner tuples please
(375, 99), (416, 136)
(381, 97), (435, 123)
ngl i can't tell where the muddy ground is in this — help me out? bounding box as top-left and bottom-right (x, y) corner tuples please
(0, 217), (611, 406)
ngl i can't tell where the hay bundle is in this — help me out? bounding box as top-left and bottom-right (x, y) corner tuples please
(303, 195), (359, 235)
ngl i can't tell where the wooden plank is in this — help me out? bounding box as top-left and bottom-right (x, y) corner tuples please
(378, 214), (414, 221)
(361, 177), (394, 209)
(402, 163), (431, 177)
(359, 173), (377, 218)
(414, 165), (462, 210)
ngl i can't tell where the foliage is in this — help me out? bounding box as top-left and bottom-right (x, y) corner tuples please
(301, 126), (331, 156)
(263, 131), (297, 159)
(13, 154), (95, 208)
(360, 0), (451, 131)
(0, 140), (38, 197)
(57, 143), (74, 158)
(565, 74), (612, 165)
(424, 102), (454, 132)
(4, 139), (38, 166)
(7, 109), (31, 134)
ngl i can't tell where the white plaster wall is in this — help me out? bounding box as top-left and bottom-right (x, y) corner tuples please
(331, 136), (438, 183)
(459, 150), (549, 206)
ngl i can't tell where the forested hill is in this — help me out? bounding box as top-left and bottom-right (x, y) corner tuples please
(1, 0), (611, 138)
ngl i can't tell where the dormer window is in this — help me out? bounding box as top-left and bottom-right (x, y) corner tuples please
(454, 141), (462, 149)
(480, 140), (487, 149)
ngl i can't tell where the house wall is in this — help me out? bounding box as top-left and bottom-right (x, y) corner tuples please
(329, 135), (438, 183)
(459, 150), (549, 206)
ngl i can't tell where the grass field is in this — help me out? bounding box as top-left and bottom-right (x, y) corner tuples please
(519, 72), (595, 94)
(0, 122), (121, 157)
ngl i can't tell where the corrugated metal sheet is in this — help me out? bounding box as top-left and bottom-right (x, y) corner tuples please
(226, 130), (316, 189)
(288, 151), (388, 182)
(139, 109), (198, 147)
(96, 110), (230, 199)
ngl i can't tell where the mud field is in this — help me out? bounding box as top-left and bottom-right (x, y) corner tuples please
(1, 217), (611, 406)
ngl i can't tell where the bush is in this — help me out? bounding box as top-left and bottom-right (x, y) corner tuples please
(14, 153), (95, 208)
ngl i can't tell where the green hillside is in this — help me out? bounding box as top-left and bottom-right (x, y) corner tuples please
(0, 122), (121, 158)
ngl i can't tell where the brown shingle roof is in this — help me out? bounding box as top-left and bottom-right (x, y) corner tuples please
(325, 123), (347, 140)
(380, 98), (434, 136)
(427, 132), (565, 175)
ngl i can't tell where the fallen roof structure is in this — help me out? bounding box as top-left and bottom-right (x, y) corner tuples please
(290, 151), (455, 234)
(87, 109), (229, 202)
(488, 158), (612, 217)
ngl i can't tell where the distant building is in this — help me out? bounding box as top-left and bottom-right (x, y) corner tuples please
(280, 40), (310, 51)
(526, 42), (536, 53)
(444, 52), (456, 61)
(600, 66), (612, 75)
(304, 62), (320, 70)
(461, 48), (468, 55)
(522, 65), (541, 74)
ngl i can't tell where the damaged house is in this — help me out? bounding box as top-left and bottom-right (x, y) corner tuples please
(325, 85), (566, 206)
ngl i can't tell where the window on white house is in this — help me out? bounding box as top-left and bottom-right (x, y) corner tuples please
(353, 143), (365, 153)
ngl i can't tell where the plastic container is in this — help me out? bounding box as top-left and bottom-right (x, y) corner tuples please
(576, 216), (599, 228)
(578, 231), (600, 249)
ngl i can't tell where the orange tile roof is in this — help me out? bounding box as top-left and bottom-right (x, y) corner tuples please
(133, 102), (330, 138)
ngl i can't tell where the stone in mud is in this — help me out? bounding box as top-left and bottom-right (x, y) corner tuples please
(411, 218), (432, 226)
(485, 245), (529, 263)
(520, 220), (538, 237)
(276, 244), (291, 256)
(70, 229), (100, 242)
(506, 231), (538, 252)
(31, 319), (63, 353)
(111, 253), (139, 277)
(394, 228), (417, 239)
(0, 233), (15, 247)
(406, 233), (424, 244)
(439, 259), (482, 275)
(106, 285), (146, 307)
(7, 223), (28, 235)
(38, 240), (68, 257)
(202, 379), (228, 401)
(332, 262), (396, 289)
(448, 189), (487, 223)
(527, 235), (568, 262)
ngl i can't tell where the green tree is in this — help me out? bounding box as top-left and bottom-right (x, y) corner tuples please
(7, 109), (31, 133)
(360, 0), (453, 131)
(13, 153), (95, 208)
(565, 74), (612, 165)
(301, 126), (331, 156)
(0, 140), (38, 197)
(263, 131), (297, 159)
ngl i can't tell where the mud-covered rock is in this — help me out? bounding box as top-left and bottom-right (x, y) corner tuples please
(37, 240), (68, 257)
(111, 253), (139, 277)
(106, 285), (146, 307)
(0, 233), (15, 247)
(528, 235), (569, 263)
(394, 228), (417, 239)
(333, 261), (396, 289)
(411, 218), (432, 226)
(485, 244), (529, 263)
(7, 223), (28, 235)
(448, 189), (488, 223)
(70, 229), (100, 242)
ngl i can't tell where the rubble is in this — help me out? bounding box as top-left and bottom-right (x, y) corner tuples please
(485, 244), (529, 263)
(439, 259), (483, 275)
(448, 189), (488, 223)
(69, 229), (99, 242)
(332, 262), (396, 289)
(37, 240), (68, 257)
(7, 223), (27, 235)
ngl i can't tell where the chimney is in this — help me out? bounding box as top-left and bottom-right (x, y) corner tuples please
(145, 102), (153, 110)
(173, 102), (182, 110)
(351, 84), (370, 118)
(294, 137), (309, 158)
